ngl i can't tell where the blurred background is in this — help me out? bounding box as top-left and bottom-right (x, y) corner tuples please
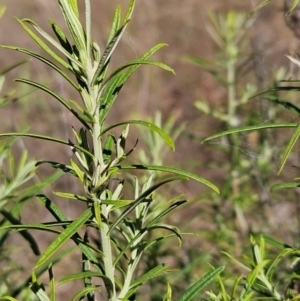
(1, 0), (300, 299)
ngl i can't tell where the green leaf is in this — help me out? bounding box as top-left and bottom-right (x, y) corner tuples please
(0, 297), (19, 301)
(0, 132), (94, 159)
(49, 264), (55, 301)
(262, 234), (292, 250)
(286, 0), (300, 14)
(70, 159), (84, 182)
(30, 274), (51, 301)
(0, 45), (79, 90)
(53, 191), (89, 202)
(102, 120), (175, 151)
(99, 43), (168, 125)
(69, 287), (99, 301)
(118, 164), (219, 193)
(124, 0), (136, 23)
(107, 5), (121, 44)
(22, 18), (83, 69)
(0, 209), (40, 255)
(68, 0), (79, 18)
(177, 266), (224, 301)
(17, 18), (72, 70)
(91, 21), (130, 85)
(15, 78), (90, 128)
(0, 222), (62, 234)
(37, 195), (104, 273)
(251, 0), (272, 14)
(246, 260), (269, 287)
(34, 207), (93, 269)
(0, 59), (28, 76)
(147, 223), (183, 246)
(202, 123), (298, 143)
(50, 19), (73, 53)
(36, 161), (76, 176)
(103, 134), (114, 164)
(126, 264), (171, 297)
(147, 200), (187, 228)
(57, 271), (110, 285)
(104, 59), (174, 86)
(109, 176), (188, 234)
(58, 0), (86, 54)
(271, 182), (300, 191)
(278, 123), (300, 174)
(222, 251), (251, 272)
(91, 0), (136, 85)
(266, 247), (296, 281)
(263, 95), (300, 116)
(163, 283), (172, 301)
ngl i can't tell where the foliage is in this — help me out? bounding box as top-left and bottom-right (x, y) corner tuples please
(201, 1), (300, 300)
(183, 10), (282, 274)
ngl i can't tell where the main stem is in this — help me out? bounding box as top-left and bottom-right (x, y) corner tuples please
(227, 57), (239, 168)
(87, 50), (116, 298)
(92, 107), (116, 301)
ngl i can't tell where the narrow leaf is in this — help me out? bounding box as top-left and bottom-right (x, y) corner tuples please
(251, 0), (272, 14)
(278, 123), (300, 174)
(202, 123), (298, 143)
(0, 209), (40, 255)
(68, 0), (79, 18)
(130, 264), (170, 289)
(49, 264), (55, 301)
(57, 271), (109, 285)
(58, 0), (86, 53)
(0, 132), (93, 159)
(0, 45), (79, 90)
(69, 287), (99, 301)
(109, 176), (188, 234)
(107, 5), (121, 43)
(91, 21), (129, 85)
(15, 78), (90, 128)
(35, 207), (93, 269)
(37, 195), (104, 273)
(0, 59), (28, 76)
(22, 18), (83, 68)
(99, 44), (168, 125)
(177, 266), (224, 301)
(286, 0), (300, 14)
(102, 120), (175, 151)
(118, 164), (219, 193)
(104, 59), (174, 86)
(18, 18), (71, 69)
(247, 260), (269, 287)
(271, 182), (300, 191)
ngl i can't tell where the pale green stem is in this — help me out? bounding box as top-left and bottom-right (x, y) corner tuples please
(227, 59), (236, 120)
(85, 32), (114, 299)
(117, 232), (145, 300)
(100, 205), (116, 301)
(226, 57), (239, 168)
(91, 94), (115, 300)
(85, 0), (91, 55)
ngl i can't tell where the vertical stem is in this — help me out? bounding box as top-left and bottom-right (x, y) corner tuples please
(86, 23), (115, 297)
(92, 113), (116, 300)
(99, 204), (116, 301)
(227, 57), (239, 168)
